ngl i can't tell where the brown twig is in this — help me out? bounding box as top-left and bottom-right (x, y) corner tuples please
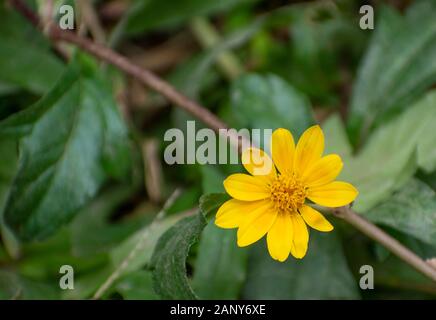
(9, 0), (436, 283)
(333, 206), (436, 282)
(51, 28), (233, 131)
(8, 0), (243, 147)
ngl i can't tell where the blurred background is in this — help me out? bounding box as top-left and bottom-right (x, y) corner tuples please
(0, 0), (436, 299)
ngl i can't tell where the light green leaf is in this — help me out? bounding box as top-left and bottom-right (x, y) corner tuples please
(340, 90), (436, 211)
(321, 114), (352, 158)
(243, 232), (359, 299)
(349, 1), (436, 145)
(417, 94), (436, 173)
(0, 56), (131, 241)
(365, 179), (436, 247)
(230, 74), (314, 136)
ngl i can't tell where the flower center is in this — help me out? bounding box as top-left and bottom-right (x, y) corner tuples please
(269, 174), (307, 212)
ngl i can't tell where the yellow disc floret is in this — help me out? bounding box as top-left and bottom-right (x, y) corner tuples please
(269, 173), (307, 212)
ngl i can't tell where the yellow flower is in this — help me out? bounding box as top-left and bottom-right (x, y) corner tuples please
(215, 125), (358, 261)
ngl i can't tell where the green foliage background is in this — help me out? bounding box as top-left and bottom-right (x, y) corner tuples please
(1, 0), (436, 299)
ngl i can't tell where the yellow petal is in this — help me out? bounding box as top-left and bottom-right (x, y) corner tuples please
(271, 128), (295, 175)
(237, 204), (277, 247)
(289, 213), (309, 259)
(299, 205), (333, 232)
(294, 125), (324, 177)
(215, 199), (267, 229)
(241, 147), (276, 181)
(307, 181), (358, 207)
(223, 173), (270, 201)
(267, 212), (294, 262)
(302, 154), (343, 188)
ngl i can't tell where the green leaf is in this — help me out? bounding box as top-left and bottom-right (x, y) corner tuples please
(70, 187), (156, 257)
(230, 74), (314, 136)
(0, 139), (20, 258)
(192, 166), (247, 299)
(151, 213), (206, 299)
(18, 229), (108, 281)
(110, 213), (185, 275)
(65, 211), (185, 299)
(200, 165), (225, 194)
(348, 1), (436, 145)
(365, 179), (436, 247)
(126, 0), (259, 35)
(344, 228), (436, 296)
(417, 95), (436, 173)
(115, 270), (159, 300)
(192, 223), (247, 299)
(0, 56), (131, 241)
(0, 270), (59, 300)
(0, 3), (64, 94)
(0, 37), (64, 95)
(339, 90), (436, 211)
(321, 114), (352, 158)
(148, 188), (227, 300)
(243, 232), (359, 299)
(0, 139), (18, 205)
(284, 5), (365, 105)
(199, 193), (229, 219)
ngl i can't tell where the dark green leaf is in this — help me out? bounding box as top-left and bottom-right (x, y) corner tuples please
(192, 223), (247, 299)
(0, 139), (20, 258)
(192, 166), (247, 299)
(151, 213), (206, 299)
(0, 56), (131, 241)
